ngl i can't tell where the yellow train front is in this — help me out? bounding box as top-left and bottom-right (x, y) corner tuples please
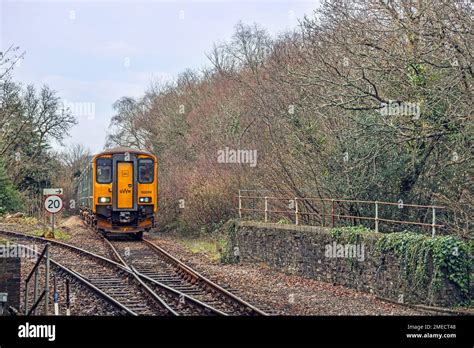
(77, 147), (158, 239)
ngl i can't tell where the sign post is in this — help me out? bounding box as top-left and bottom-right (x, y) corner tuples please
(44, 194), (64, 238)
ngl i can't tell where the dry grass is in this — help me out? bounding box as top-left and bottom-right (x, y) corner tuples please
(177, 238), (224, 262)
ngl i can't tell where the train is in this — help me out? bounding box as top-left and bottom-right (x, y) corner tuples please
(76, 147), (158, 239)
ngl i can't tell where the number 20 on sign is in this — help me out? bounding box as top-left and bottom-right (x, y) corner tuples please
(45, 195), (63, 214)
(44, 195), (63, 237)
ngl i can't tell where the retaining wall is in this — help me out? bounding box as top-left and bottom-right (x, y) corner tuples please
(0, 256), (21, 315)
(227, 221), (469, 307)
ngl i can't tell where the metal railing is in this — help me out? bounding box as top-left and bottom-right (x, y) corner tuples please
(237, 190), (445, 236)
(24, 243), (50, 315)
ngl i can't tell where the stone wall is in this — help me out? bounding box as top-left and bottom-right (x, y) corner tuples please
(228, 221), (467, 307)
(0, 257), (21, 315)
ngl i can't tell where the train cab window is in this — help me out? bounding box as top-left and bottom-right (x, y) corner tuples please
(138, 159), (154, 183)
(96, 158), (112, 183)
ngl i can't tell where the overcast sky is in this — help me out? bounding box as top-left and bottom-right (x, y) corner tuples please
(1, 0), (319, 153)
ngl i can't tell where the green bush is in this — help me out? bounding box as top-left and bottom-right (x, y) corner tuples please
(330, 226), (374, 243)
(0, 160), (22, 214)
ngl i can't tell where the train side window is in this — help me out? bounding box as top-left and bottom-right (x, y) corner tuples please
(96, 158), (112, 183)
(138, 159), (154, 183)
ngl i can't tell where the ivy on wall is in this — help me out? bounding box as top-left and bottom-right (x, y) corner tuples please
(377, 232), (471, 302)
(330, 226), (372, 244)
(330, 226), (471, 304)
(330, 226), (373, 269)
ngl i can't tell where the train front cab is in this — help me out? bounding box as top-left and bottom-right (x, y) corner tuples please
(93, 151), (157, 239)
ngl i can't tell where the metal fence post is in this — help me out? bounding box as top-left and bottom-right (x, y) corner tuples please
(264, 196), (268, 222)
(44, 244), (50, 315)
(238, 190), (242, 219)
(51, 214), (55, 237)
(432, 207), (436, 237)
(375, 201), (379, 233)
(295, 198), (299, 225)
(66, 279), (71, 316)
(24, 281), (29, 315)
(54, 275), (59, 315)
(33, 269), (38, 315)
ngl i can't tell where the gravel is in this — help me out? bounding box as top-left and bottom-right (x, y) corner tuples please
(146, 234), (427, 316)
(20, 257), (121, 316)
(1, 217), (428, 316)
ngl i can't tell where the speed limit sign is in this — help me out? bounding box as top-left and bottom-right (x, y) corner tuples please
(44, 195), (64, 214)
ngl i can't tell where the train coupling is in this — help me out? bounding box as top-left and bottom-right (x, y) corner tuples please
(119, 212), (132, 223)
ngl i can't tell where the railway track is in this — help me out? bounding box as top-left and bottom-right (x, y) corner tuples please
(102, 237), (226, 315)
(103, 235), (267, 316)
(14, 243), (133, 315)
(1, 228), (264, 316)
(0, 229), (173, 315)
(2, 227), (465, 316)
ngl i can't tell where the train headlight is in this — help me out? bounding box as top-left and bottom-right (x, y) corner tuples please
(98, 197), (111, 203)
(139, 197), (151, 203)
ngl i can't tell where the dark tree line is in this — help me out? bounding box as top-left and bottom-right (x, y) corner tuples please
(0, 47), (78, 215)
(101, 0), (471, 237)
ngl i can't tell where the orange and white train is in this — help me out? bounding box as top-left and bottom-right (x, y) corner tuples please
(76, 147), (158, 239)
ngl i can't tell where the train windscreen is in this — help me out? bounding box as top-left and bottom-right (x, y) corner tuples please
(96, 158), (112, 183)
(138, 159), (154, 183)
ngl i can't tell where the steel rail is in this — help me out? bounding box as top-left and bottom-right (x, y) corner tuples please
(142, 238), (268, 316)
(133, 266), (227, 316)
(1, 228), (267, 316)
(0, 229), (175, 316)
(12, 242), (136, 316)
(102, 236), (223, 316)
